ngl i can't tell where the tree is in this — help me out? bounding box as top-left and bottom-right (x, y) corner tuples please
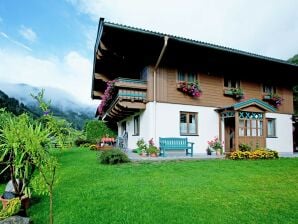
(288, 54), (298, 114)
(85, 120), (116, 143)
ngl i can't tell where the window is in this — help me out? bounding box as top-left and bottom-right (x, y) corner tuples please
(238, 112), (264, 137)
(239, 119), (263, 137)
(121, 121), (126, 134)
(263, 84), (276, 94)
(224, 78), (240, 88)
(267, 118), (276, 137)
(133, 115), (140, 136)
(180, 112), (198, 135)
(178, 71), (197, 82)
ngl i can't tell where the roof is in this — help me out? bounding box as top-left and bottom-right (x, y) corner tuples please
(92, 18), (298, 99)
(102, 20), (298, 68)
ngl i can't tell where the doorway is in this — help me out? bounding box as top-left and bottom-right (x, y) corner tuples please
(224, 118), (235, 152)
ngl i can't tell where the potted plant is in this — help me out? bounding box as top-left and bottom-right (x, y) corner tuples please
(136, 138), (147, 156)
(207, 136), (224, 156)
(147, 145), (159, 157)
(206, 147), (212, 156)
(147, 138), (159, 157)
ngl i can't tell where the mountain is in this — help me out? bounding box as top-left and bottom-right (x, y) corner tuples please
(0, 82), (97, 129)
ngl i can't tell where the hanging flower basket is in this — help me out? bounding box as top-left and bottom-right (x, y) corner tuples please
(177, 81), (202, 97)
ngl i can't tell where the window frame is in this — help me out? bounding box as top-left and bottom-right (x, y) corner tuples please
(178, 71), (197, 82)
(267, 118), (277, 138)
(238, 118), (263, 137)
(263, 84), (276, 95)
(133, 115), (140, 136)
(179, 111), (198, 136)
(224, 78), (240, 89)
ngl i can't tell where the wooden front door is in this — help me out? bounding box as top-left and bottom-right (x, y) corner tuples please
(224, 118), (235, 152)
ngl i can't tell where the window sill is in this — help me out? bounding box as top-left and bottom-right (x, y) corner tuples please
(266, 136), (278, 138)
(132, 134), (139, 136)
(180, 134), (199, 136)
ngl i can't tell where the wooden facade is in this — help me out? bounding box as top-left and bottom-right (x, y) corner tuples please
(146, 67), (293, 114)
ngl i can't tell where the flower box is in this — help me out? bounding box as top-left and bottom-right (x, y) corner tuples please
(223, 88), (244, 100)
(177, 81), (202, 97)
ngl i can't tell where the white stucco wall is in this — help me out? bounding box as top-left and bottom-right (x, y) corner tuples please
(118, 102), (219, 153)
(266, 113), (293, 153)
(117, 103), (155, 149)
(155, 103), (219, 154)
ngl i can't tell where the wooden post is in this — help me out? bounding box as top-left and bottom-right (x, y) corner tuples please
(235, 111), (239, 151)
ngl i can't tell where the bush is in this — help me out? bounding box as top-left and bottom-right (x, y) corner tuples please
(89, 145), (98, 151)
(85, 120), (116, 144)
(238, 143), (252, 152)
(98, 148), (130, 165)
(229, 149), (279, 160)
(74, 136), (91, 146)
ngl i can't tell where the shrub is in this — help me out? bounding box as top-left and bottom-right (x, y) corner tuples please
(89, 145), (98, 151)
(74, 136), (91, 146)
(85, 120), (116, 144)
(98, 148), (130, 165)
(229, 149), (279, 160)
(238, 143), (252, 152)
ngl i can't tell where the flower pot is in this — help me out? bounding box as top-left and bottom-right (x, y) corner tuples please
(0, 195), (30, 209)
(150, 153), (158, 157)
(215, 150), (221, 156)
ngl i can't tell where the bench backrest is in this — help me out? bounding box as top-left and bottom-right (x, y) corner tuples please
(159, 137), (188, 148)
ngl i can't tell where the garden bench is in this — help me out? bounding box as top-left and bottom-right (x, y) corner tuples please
(159, 137), (194, 157)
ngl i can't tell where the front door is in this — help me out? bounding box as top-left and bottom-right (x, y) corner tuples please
(224, 118), (235, 152)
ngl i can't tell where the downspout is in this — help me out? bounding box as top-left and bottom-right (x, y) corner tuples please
(153, 36), (169, 143)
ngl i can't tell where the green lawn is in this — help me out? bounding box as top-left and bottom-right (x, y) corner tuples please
(2, 148), (298, 223)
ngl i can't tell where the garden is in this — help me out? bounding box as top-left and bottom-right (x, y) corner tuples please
(1, 91), (298, 223)
(1, 148), (297, 223)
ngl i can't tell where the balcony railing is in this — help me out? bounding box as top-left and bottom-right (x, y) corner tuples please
(98, 78), (147, 121)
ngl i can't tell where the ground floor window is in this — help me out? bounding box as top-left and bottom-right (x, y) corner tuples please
(238, 112), (264, 137)
(180, 112), (198, 135)
(133, 115), (140, 136)
(267, 118), (276, 137)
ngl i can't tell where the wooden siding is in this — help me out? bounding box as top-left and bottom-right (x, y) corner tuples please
(147, 67), (294, 114)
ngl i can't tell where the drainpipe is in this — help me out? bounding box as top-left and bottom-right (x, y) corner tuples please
(153, 36), (169, 144)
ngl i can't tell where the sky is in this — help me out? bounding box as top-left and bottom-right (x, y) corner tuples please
(0, 0), (297, 105)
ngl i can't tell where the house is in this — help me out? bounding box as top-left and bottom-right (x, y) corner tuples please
(91, 18), (298, 154)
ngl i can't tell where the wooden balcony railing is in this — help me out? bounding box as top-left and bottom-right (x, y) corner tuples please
(101, 78), (147, 121)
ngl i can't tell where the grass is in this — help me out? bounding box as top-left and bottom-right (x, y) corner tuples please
(1, 148), (298, 223)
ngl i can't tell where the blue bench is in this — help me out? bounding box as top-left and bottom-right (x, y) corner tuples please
(159, 137), (194, 157)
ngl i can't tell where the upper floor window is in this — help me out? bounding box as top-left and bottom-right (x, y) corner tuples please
(224, 78), (240, 88)
(263, 84), (276, 94)
(178, 71), (197, 82)
(180, 112), (198, 135)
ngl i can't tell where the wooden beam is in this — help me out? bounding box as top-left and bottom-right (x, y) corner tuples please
(93, 91), (103, 97)
(95, 73), (109, 82)
(118, 101), (146, 109)
(100, 41), (108, 50)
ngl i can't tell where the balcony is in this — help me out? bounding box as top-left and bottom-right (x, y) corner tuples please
(97, 78), (147, 121)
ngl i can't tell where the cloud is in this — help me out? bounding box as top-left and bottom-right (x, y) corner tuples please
(19, 25), (37, 42)
(0, 49), (97, 105)
(0, 31), (32, 51)
(67, 0), (298, 60)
